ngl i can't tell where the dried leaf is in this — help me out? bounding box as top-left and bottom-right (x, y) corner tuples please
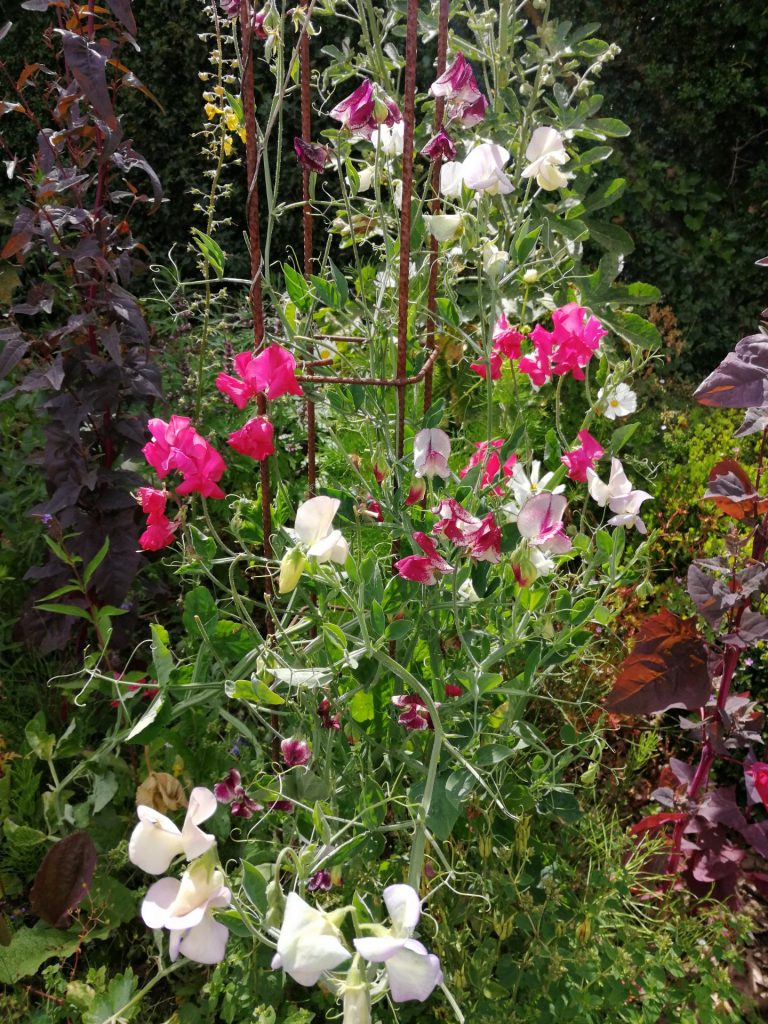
(135, 772), (187, 813)
(30, 832), (97, 928)
(605, 609), (711, 715)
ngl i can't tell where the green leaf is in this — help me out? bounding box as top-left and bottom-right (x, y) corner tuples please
(283, 263), (310, 311)
(584, 218), (635, 256)
(601, 310), (662, 352)
(242, 862), (269, 914)
(584, 177), (626, 213)
(182, 585), (219, 637)
(83, 537), (110, 587)
(35, 602), (91, 621)
(575, 145), (613, 167)
(587, 117), (631, 138)
(0, 923), (82, 984)
(83, 968), (138, 1024)
(126, 693), (166, 741)
(329, 259), (349, 306)
(25, 712), (55, 761)
(384, 617), (411, 641)
(476, 744), (515, 767)
(92, 772), (118, 814)
(191, 228), (225, 278)
(349, 690), (374, 723)
(150, 622), (173, 686)
(611, 422), (640, 454)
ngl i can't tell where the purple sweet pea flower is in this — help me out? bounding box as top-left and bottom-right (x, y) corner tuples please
(294, 137), (329, 173)
(421, 130), (457, 162)
(281, 737), (312, 767)
(307, 870), (333, 892)
(214, 769), (263, 819)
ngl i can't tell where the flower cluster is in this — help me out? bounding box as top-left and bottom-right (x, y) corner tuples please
(136, 487), (180, 552)
(143, 416), (227, 499)
(129, 787), (231, 965)
(469, 314), (524, 381)
(518, 303), (607, 385)
(329, 79), (402, 138)
(271, 884), (442, 1008)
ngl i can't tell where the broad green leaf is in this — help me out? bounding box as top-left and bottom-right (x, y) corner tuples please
(242, 862), (270, 913)
(83, 537), (110, 586)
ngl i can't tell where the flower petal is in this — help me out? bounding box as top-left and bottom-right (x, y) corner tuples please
(176, 911), (230, 965)
(383, 884), (421, 934)
(129, 811), (184, 874)
(354, 935), (406, 962)
(181, 787), (217, 861)
(295, 496), (340, 546)
(141, 876), (181, 929)
(385, 940), (443, 1002)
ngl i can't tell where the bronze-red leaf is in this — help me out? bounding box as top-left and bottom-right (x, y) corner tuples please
(30, 831), (97, 928)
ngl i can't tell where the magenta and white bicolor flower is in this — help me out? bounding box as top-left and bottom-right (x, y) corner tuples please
(421, 130), (457, 162)
(141, 861), (231, 965)
(504, 460), (564, 520)
(396, 532), (454, 585)
(521, 126), (570, 191)
(271, 892), (351, 986)
(129, 787), (217, 875)
(294, 496), (350, 564)
(516, 492), (572, 554)
(354, 884), (443, 1003)
(461, 143), (514, 196)
(413, 428), (451, 479)
(429, 53), (487, 127)
(281, 736), (312, 767)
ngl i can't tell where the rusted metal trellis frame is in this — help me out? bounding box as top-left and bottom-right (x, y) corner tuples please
(240, 0), (449, 559)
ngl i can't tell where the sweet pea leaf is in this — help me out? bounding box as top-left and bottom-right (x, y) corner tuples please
(605, 609), (711, 715)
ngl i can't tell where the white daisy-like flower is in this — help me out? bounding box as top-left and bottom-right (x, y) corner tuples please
(598, 383), (637, 420)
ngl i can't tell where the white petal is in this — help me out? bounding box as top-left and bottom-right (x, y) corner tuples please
(295, 496), (340, 546)
(608, 488), (652, 515)
(169, 929), (184, 962)
(284, 932), (351, 986)
(439, 161), (464, 198)
(129, 815), (184, 875)
(383, 884), (421, 935)
(385, 940), (443, 1002)
(424, 214), (463, 242)
(354, 935), (406, 963)
(525, 126), (564, 163)
(537, 163), (569, 191)
(186, 787), (218, 826)
(141, 876), (181, 929)
(329, 533), (350, 565)
(177, 911), (229, 965)
(308, 529), (344, 562)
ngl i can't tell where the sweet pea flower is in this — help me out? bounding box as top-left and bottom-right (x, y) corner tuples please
(439, 161), (464, 198)
(307, 870), (333, 893)
(294, 496), (349, 564)
(294, 138), (329, 173)
(421, 130), (456, 162)
(606, 487), (652, 534)
(317, 697), (341, 731)
(432, 497), (481, 544)
(458, 93), (489, 127)
(172, 432), (227, 499)
(391, 693), (433, 730)
(423, 214), (463, 242)
(561, 430), (604, 483)
(139, 516), (180, 552)
(227, 416), (275, 460)
(481, 240), (509, 278)
(493, 314), (524, 360)
(598, 382), (638, 419)
(281, 737), (311, 767)
(511, 543), (556, 587)
(517, 492), (572, 554)
(746, 763), (768, 808)
(137, 487), (168, 520)
(141, 860), (231, 965)
(517, 325), (554, 387)
(216, 344), (303, 408)
(129, 786), (218, 875)
(143, 416), (196, 478)
(213, 769), (263, 819)
(586, 458), (652, 533)
(429, 53), (487, 127)
(521, 126), (570, 191)
(395, 532), (453, 585)
(504, 459), (564, 519)
(462, 143), (514, 196)
(330, 79), (376, 133)
(354, 884), (443, 1002)
(413, 428), (451, 479)
(405, 477), (427, 506)
(459, 439), (516, 493)
(271, 892), (351, 986)
(373, 121), (404, 157)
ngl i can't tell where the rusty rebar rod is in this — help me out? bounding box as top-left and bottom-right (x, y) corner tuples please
(299, 0), (317, 494)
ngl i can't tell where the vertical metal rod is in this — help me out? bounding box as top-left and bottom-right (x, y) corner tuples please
(395, 0), (419, 460)
(424, 0), (449, 413)
(300, 0), (317, 495)
(240, 5), (273, 568)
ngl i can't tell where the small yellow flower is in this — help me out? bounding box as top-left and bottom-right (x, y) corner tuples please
(204, 102), (220, 120)
(213, 84), (225, 97)
(225, 112), (240, 133)
(237, 127), (247, 144)
(223, 135), (234, 157)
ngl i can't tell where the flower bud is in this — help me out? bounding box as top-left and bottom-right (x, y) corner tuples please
(342, 959), (371, 1024)
(523, 268), (539, 284)
(279, 547), (306, 594)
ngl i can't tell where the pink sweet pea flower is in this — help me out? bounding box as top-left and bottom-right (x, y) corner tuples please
(391, 694), (433, 730)
(227, 416), (275, 460)
(549, 303), (606, 380)
(330, 79), (375, 132)
(413, 428), (451, 480)
(143, 416), (196, 478)
(746, 763), (768, 808)
(467, 513), (501, 563)
(517, 492), (572, 554)
(420, 130), (457, 162)
(561, 430), (604, 483)
(458, 92), (489, 127)
(517, 325), (555, 387)
(493, 314), (524, 360)
(459, 439), (516, 494)
(395, 532), (453, 584)
(138, 487), (168, 519)
(470, 349), (504, 380)
(429, 53), (487, 127)
(317, 697), (341, 730)
(445, 684), (462, 697)
(281, 737), (311, 767)
(139, 516), (180, 552)
(216, 345), (303, 408)
(294, 138), (329, 173)
(172, 432), (227, 499)
(433, 497), (481, 544)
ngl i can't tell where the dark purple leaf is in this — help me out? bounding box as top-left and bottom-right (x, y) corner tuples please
(734, 406), (768, 438)
(650, 787), (675, 807)
(605, 610), (712, 715)
(112, 144), (163, 210)
(13, 283), (54, 316)
(725, 610), (768, 648)
(696, 788), (747, 831)
(694, 333), (768, 409)
(686, 564), (735, 628)
(30, 832), (97, 927)
(59, 31), (117, 130)
(670, 758), (695, 785)
(741, 822), (768, 858)
(105, 0), (137, 35)
(0, 327), (29, 379)
(702, 459), (768, 520)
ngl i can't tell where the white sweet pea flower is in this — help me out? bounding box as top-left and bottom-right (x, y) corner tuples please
(423, 214), (463, 242)
(607, 488), (653, 534)
(348, 165), (375, 193)
(393, 179), (403, 210)
(354, 884), (442, 1003)
(294, 496), (350, 564)
(129, 786), (217, 875)
(461, 143), (513, 195)
(481, 240), (509, 278)
(413, 428), (451, 479)
(271, 891), (351, 986)
(504, 460), (564, 520)
(597, 382), (637, 419)
(586, 457), (632, 508)
(373, 121), (404, 157)
(141, 860), (231, 965)
(521, 126), (570, 191)
(439, 160), (464, 198)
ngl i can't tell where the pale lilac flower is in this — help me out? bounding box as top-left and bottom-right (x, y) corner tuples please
(413, 428), (451, 479)
(587, 458), (652, 533)
(517, 492), (572, 554)
(423, 214), (463, 242)
(354, 884), (443, 1002)
(141, 861), (231, 965)
(504, 460), (564, 520)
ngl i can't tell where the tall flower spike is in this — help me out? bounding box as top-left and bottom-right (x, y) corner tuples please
(129, 786), (218, 875)
(354, 884), (443, 1003)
